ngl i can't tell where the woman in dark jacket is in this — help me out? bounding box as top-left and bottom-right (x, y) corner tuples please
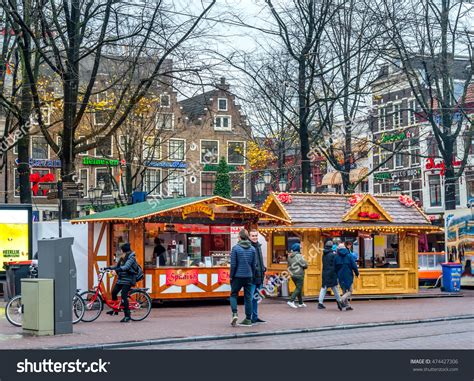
(335, 244), (360, 311)
(106, 243), (138, 322)
(318, 241), (343, 310)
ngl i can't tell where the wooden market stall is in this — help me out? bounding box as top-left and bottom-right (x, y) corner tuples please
(71, 196), (288, 300)
(259, 192), (441, 296)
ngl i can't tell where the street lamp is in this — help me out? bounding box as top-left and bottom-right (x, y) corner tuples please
(111, 187), (119, 200)
(263, 171), (272, 185)
(89, 186), (104, 212)
(311, 180), (317, 193)
(278, 177), (287, 192)
(98, 179), (105, 191)
(255, 178), (265, 193)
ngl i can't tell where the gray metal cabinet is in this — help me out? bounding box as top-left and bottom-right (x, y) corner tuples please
(22, 279), (54, 336)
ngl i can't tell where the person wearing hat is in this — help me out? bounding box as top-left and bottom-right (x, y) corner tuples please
(318, 240), (343, 310)
(105, 242), (138, 322)
(287, 242), (308, 308)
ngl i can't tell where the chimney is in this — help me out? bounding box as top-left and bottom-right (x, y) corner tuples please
(217, 77), (229, 91)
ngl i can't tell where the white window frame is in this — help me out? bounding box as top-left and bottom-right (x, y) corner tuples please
(217, 98), (228, 111)
(378, 106), (387, 131)
(94, 135), (113, 157)
(143, 136), (162, 161)
(408, 98), (417, 126)
(94, 111), (107, 126)
(167, 169), (186, 197)
(30, 106), (51, 126)
(156, 112), (174, 131)
(77, 136), (88, 156)
(200, 171), (217, 197)
(168, 138), (185, 161)
(79, 168), (89, 198)
(392, 102), (402, 129)
(160, 94), (170, 108)
(229, 171), (246, 198)
(395, 151), (404, 168)
(143, 168), (162, 196)
(94, 167), (112, 197)
(200, 139), (219, 164)
(380, 146), (389, 170)
(227, 141), (246, 165)
(31, 136), (50, 159)
(214, 115), (232, 131)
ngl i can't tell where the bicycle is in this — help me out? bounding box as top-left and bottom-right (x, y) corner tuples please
(79, 269), (152, 322)
(5, 292), (85, 327)
(4, 263), (85, 327)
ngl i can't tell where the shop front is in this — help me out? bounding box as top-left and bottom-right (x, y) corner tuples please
(71, 196), (288, 300)
(260, 192), (440, 295)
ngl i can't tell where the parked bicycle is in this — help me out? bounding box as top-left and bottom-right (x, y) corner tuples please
(79, 269), (152, 322)
(4, 263), (85, 327)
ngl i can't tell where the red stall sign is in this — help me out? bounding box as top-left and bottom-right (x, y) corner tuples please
(165, 269), (199, 286)
(211, 226), (230, 234)
(217, 269), (230, 284)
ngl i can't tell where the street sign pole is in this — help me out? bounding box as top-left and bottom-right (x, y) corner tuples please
(58, 180), (63, 238)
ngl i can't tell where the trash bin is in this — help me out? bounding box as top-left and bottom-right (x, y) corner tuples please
(281, 278), (289, 297)
(3, 261), (32, 300)
(441, 262), (462, 292)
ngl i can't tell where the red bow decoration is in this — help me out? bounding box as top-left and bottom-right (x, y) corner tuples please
(368, 213), (380, 219)
(399, 194), (415, 208)
(348, 193), (364, 206)
(30, 173), (56, 196)
(277, 192), (292, 204)
(358, 212), (369, 218)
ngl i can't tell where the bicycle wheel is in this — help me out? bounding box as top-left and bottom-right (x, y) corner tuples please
(79, 290), (103, 322)
(128, 290), (152, 321)
(5, 295), (23, 327)
(72, 293), (85, 324)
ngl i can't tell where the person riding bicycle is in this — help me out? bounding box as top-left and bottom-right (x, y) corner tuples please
(105, 242), (138, 323)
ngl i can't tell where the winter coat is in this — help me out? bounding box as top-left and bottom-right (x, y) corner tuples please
(287, 251), (308, 278)
(321, 247), (338, 287)
(335, 248), (359, 290)
(110, 251), (138, 286)
(251, 241), (266, 286)
(230, 240), (256, 279)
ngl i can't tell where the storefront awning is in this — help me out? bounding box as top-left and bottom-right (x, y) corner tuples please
(349, 167), (369, 183)
(321, 171), (342, 186)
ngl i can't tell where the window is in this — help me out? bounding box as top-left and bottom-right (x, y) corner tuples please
(218, 98), (228, 111)
(94, 111), (108, 125)
(31, 136), (49, 159)
(392, 104), (401, 129)
(272, 232), (301, 264)
(95, 168), (112, 195)
(230, 172), (245, 198)
(409, 99), (417, 125)
(80, 169), (88, 198)
(16, 169), (50, 197)
(368, 234), (399, 268)
(380, 144), (392, 169)
(427, 136), (439, 157)
(378, 107), (387, 131)
(429, 175), (442, 207)
(118, 135), (127, 154)
(200, 140), (218, 164)
(30, 106), (51, 125)
(395, 151), (403, 167)
(374, 184), (381, 194)
(214, 116), (231, 130)
(411, 180), (422, 205)
(143, 168), (161, 195)
(167, 170), (185, 196)
(410, 136), (420, 166)
(201, 171), (216, 196)
(143, 137), (161, 160)
(227, 141), (245, 165)
(77, 136), (88, 156)
(467, 172), (474, 200)
(95, 136), (112, 157)
(160, 94), (170, 107)
(455, 180), (461, 206)
(156, 113), (174, 130)
(464, 134), (474, 155)
(168, 139), (185, 161)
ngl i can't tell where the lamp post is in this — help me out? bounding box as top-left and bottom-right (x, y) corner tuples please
(89, 186), (104, 212)
(278, 177), (287, 192)
(254, 178), (266, 206)
(111, 187), (119, 206)
(263, 171), (272, 186)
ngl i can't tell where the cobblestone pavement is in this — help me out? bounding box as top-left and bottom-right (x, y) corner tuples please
(143, 319), (474, 350)
(0, 291), (473, 349)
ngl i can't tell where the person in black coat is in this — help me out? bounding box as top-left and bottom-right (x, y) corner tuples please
(318, 240), (343, 310)
(153, 238), (166, 266)
(249, 229), (267, 324)
(106, 243), (138, 323)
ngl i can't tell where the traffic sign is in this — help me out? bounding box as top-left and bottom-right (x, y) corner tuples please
(62, 182), (84, 190)
(63, 191), (84, 199)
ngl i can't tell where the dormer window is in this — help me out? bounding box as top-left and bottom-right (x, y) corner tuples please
(218, 98), (228, 111)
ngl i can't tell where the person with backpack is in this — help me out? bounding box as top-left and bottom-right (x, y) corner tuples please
(106, 243), (140, 323)
(335, 242), (359, 311)
(229, 229), (256, 327)
(318, 240), (343, 310)
(287, 243), (308, 308)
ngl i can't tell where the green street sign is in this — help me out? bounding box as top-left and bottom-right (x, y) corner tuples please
(82, 157), (120, 166)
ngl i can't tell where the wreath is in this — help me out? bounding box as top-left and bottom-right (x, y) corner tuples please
(277, 192), (292, 204)
(348, 193), (364, 206)
(399, 194), (415, 208)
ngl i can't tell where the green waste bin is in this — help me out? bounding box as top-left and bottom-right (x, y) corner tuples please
(22, 278), (54, 336)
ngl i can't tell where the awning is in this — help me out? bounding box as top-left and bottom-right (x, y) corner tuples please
(321, 171), (342, 186)
(349, 167), (369, 183)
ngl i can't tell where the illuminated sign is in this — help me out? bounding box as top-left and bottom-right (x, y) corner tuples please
(182, 204), (215, 220)
(15, 158), (62, 168)
(145, 161), (187, 169)
(165, 269), (199, 286)
(0, 207), (31, 270)
(82, 157), (124, 166)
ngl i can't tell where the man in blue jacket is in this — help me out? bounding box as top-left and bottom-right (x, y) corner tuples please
(230, 229), (256, 327)
(335, 243), (359, 311)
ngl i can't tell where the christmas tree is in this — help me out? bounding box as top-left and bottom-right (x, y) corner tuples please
(213, 157), (231, 198)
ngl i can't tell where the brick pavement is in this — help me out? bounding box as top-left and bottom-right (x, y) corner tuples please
(0, 291), (473, 349)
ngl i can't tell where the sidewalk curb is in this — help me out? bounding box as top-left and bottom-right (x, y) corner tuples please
(57, 314), (474, 350)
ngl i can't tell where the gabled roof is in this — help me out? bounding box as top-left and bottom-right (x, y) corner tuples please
(261, 193), (435, 231)
(72, 196), (290, 224)
(342, 194), (393, 222)
(179, 89), (218, 120)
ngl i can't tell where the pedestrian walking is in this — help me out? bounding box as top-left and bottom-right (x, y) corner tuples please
(249, 229), (267, 324)
(335, 242), (359, 311)
(229, 228), (256, 327)
(318, 240), (343, 310)
(287, 243), (308, 309)
(345, 240), (358, 262)
(106, 243), (138, 323)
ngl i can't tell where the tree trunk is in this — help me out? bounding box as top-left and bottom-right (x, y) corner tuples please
(298, 57), (311, 193)
(444, 165), (456, 211)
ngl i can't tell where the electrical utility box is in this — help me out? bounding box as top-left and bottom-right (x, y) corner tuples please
(22, 278), (54, 336)
(38, 237), (76, 335)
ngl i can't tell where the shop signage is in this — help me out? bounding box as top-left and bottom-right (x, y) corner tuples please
(217, 269), (230, 284)
(203, 164), (244, 172)
(182, 204), (215, 220)
(425, 157), (461, 176)
(145, 161), (187, 169)
(380, 131), (408, 143)
(374, 172), (392, 180)
(15, 158), (62, 168)
(175, 224), (210, 234)
(358, 231), (372, 239)
(392, 168), (421, 178)
(211, 226), (230, 234)
(82, 157), (123, 166)
(165, 269), (199, 286)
